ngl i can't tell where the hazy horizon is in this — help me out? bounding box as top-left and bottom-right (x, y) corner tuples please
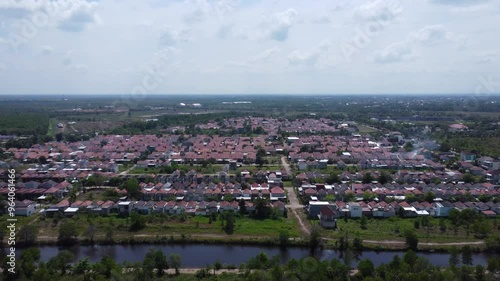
(1, 0), (499, 95)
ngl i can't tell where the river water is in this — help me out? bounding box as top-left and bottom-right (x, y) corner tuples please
(16, 244), (499, 267)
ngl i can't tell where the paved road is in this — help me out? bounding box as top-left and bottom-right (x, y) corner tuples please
(281, 157), (310, 235)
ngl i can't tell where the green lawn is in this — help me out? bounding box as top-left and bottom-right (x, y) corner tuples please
(318, 217), (499, 243)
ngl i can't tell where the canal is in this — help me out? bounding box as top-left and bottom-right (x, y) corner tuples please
(17, 244), (499, 267)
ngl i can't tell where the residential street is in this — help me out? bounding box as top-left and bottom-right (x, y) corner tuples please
(281, 157), (310, 235)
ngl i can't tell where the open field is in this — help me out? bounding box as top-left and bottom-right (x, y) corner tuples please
(27, 212), (300, 245)
(318, 216), (500, 244)
(357, 125), (378, 134)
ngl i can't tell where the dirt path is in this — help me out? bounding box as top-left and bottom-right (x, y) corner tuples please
(281, 157), (310, 236)
(363, 240), (485, 246)
(119, 164), (136, 176)
(164, 268), (240, 275)
(281, 156), (292, 175)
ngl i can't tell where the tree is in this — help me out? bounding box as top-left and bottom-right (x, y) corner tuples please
(449, 208), (461, 225)
(221, 211), (235, 234)
(104, 225), (114, 242)
(55, 132), (64, 142)
(38, 155), (48, 164)
(362, 172), (373, 184)
(20, 247), (41, 278)
(362, 191), (375, 201)
(358, 259), (375, 277)
(324, 194), (336, 202)
(72, 257), (92, 275)
(472, 218), (491, 239)
(94, 256), (120, 278)
(404, 229), (419, 251)
(378, 171), (392, 184)
(326, 172), (340, 184)
(403, 250), (418, 269)
(256, 147), (266, 167)
(404, 141), (414, 152)
(47, 250), (75, 275)
(439, 219), (447, 233)
(254, 197), (271, 219)
(130, 211), (147, 231)
(278, 230), (289, 247)
(18, 225), (38, 245)
(459, 208), (477, 237)
(169, 254), (182, 275)
(424, 192), (436, 203)
(353, 237), (363, 251)
(214, 260), (223, 273)
(487, 258), (499, 274)
(122, 178), (140, 199)
(360, 215), (368, 230)
(58, 221), (79, 245)
(239, 198), (246, 215)
(309, 226), (322, 250)
(271, 264), (285, 281)
(475, 265), (485, 281)
(143, 248), (168, 277)
(462, 173), (476, 183)
(461, 245), (473, 266)
(449, 247), (460, 268)
(85, 223), (97, 244)
(68, 190), (77, 205)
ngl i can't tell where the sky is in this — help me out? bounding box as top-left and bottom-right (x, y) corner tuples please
(0, 0), (499, 95)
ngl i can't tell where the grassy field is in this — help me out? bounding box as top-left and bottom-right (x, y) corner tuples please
(0, 112), (49, 135)
(318, 216), (500, 243)
(357, 125), (378, 134)
(235, 166), (284, 174)
(47, 118), (54, 137)
(445, 136), (500, 157)
(27, 212), (300, 245)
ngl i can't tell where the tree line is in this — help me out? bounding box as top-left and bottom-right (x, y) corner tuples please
(3, 247), (500, 281)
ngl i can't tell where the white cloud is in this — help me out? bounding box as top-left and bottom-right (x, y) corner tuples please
(61, 49), (87, 72)
(159, 27), (190, 46)
(248, 47), (280, 63)
(0, 0), (499, 95)
(410, 25), (452, 45)
(476, 52), (496, 64)
(262, 8), (298, 42)
(450, 4), (490, 12)
(62, 50), (73, 66)
(0, 0), (100, 32)
(373, 40), (414, 63)
(216, 23), (245, 39)
(184, 8), (206, 24)
(353, 0), (403, 22)
(310, 15), (331, 24)
(0, 0), (45, 18)
(374, 25), (455, 63)
(430, 0), (490, 6)
(72, 63), (88, 73)
(288, 42), (331, 66)
(58, 1), (99, 32)
(40, 45), (53, 55)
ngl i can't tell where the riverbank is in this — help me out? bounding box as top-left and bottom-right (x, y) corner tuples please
(9, 232), (494, 254)
(14, 243), (500, 268)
